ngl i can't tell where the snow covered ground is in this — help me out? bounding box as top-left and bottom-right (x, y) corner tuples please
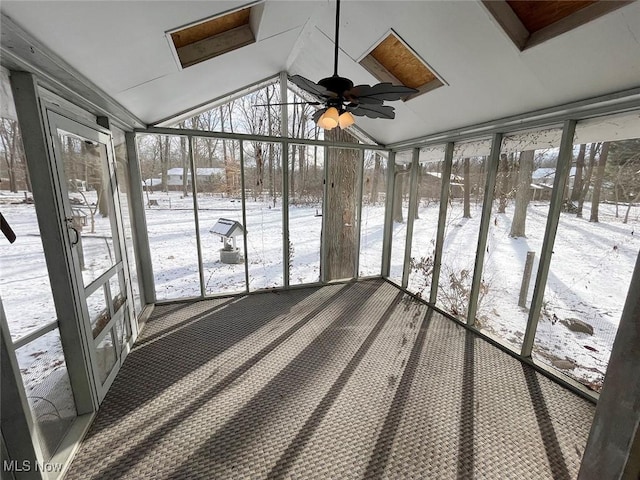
(404, 197), (639, 390)
(1, 189), (638, 398)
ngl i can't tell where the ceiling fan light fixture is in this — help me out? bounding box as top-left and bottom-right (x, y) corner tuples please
(318, 107), (340, 129)
(338, 111), (355, 129)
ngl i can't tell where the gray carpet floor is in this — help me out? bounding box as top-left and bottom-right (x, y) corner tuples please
(65, 279), (595, 479)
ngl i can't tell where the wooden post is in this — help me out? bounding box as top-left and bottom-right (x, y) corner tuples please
(519, 251), (535, 308)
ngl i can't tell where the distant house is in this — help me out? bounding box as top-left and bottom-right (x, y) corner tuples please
(531, 167), (577, 187)
(421, 171), (465, 199)
(143, 168), (226, 191)
(530, 167), (578, 200)
(166, 167), (225, 191)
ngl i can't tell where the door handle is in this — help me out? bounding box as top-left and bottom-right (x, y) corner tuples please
(65, 218), (80, 246)
(69, 226), (80, 246)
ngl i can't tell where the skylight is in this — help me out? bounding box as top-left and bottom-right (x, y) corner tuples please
(359, 31), (445, 101)
(169, 6), (255, 69)
(483, 0), (631, 50)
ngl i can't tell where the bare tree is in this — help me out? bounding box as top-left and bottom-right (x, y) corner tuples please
(497, 153), (512, 214)
(179, 122), (189, 197)
(160, 135), (169, 193)
(590, 142), (610, 223)
(393, 166), (408, 223)
(509, 150), (534, 237)
(0, 118), (23, 192)
(369, 152), (382, 204)
(570, 144), (586, 202)
(463, 157), (471, 218)
(577, 143), (599, 218)
(63, 137), (107, 230)
(609, 139), (640, 223)
(219, 105), (235, 195)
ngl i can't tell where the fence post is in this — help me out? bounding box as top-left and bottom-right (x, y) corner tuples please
(519, 251), (535, 308)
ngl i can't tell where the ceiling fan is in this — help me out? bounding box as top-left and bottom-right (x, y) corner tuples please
(258, 0), (418, 130)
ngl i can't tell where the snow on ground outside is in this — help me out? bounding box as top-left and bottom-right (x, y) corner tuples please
(1, 189), (638, 401)
(404, 196), (638, 389)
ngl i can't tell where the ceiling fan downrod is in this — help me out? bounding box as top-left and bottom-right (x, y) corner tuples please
(318, 0), (353, 98)
(333, 0), (341, 77)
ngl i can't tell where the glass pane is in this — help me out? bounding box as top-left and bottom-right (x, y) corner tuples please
(176, 82), (281, 135)
(56, 131), (118, 287)
(289, 144), (323, 285)
(389, 150), (413, 284)
(15, 329), (78, 461)
(474, 129), (562, 348)
(95, 329), (117, 384)
(109, 271), (124, 312)
(192, 137), (245, 295)
(359, 151), (387, 277)
(0, 82), (58, 342)
(534, 124), (640, 392)
(287, 90), (319, 139)
(244, 141), (284, 290)
(407, 146), (446, 298)
(436, 139), (491, 320)
(113, 126), (142, 316)
(114, 314), (124, 352)
(137, 134), (200, 300)
(87, 285), (109, 338)
(124, 307), (132, 343)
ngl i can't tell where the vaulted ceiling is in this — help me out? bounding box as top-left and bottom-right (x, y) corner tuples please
(2, 0), (639, 145)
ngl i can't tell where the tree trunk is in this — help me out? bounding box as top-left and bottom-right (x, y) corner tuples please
(463, 157), (471, 218)
(290, 144), (296, 202)
(219, 106), (233, 196)
(624, 191), (640, 224)
(393, 168), (406, 223)
(254, 142), (264, 201)
(571, 144), (586, 202)
(180, 132), (189, 197)
(0, 120), (18, 192)
(476, 157), (486, 204)
(267, 101), (274, 201)
(414, 165), (421, 220)
(577, 143), (598, 218)
(269, 143), (274, 200)
(160, 136), (169, 193)
(323, 128), (359, 281)
(298, 145), (305, 197)
(590, 142), (609, 223)
(497, 153), (511, 213)
(614, 175), (620, 218)
(510, 150), (534, 237)
(370, 153), (381, 204)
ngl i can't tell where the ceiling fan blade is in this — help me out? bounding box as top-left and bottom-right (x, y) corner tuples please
(350, 83), (418, 102)
(253, 101), (322, 107)
(346, 94), (384, 105)
(348, 103), (396, 119)
(289, 75), (332, 99)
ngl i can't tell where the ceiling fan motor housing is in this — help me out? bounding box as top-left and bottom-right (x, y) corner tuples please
(318, 75), (354, 99)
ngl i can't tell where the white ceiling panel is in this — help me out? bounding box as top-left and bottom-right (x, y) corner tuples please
(116, 26), (302, 123)
(2, 0), (639, 144)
